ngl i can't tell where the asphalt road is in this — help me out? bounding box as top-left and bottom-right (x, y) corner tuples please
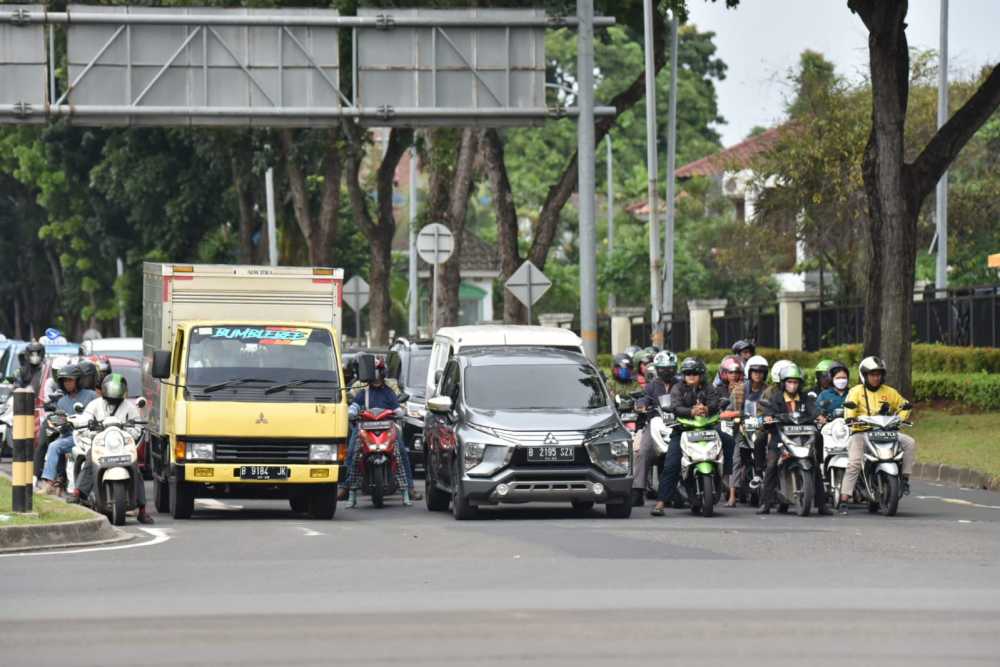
(2, 478), (999, 666)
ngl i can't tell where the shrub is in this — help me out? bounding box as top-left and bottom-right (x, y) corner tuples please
(912, 372), (1000, 411)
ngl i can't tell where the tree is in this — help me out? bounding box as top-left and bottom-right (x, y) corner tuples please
(847, 0), (1000, 395)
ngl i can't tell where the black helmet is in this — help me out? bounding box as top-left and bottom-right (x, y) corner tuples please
(24, 341), (45, 366)
(101, 372), (128, 404)
(78, 360), (99, 391)
(827, 361), (849, 380)
(731, 339), (756, 356)
(679, 357), (707, 377)
(56, 364), (82, 391)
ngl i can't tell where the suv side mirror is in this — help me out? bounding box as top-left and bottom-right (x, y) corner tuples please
(151, 351), (172, 379)
(427, 395), (453, 414)
(356, 353), (376, 384)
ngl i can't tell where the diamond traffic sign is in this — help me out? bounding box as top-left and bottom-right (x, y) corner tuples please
(505, 260), (551, 309)
(417, 223), (454, 266)
(343, 275), (370, 312)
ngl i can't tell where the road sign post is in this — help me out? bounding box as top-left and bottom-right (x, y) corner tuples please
(343, 275), (370, 340)
(417, 223), (454, 335)
(505, 260), (551, 325)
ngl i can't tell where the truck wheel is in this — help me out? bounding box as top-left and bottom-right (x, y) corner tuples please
(110, 481), (128, 526)
(308, 484), (337, 519)
(606, 500), (632, 519)
(289, 493), (309, 514)
(170, 480), (194, 519)
(154, 478), (170, 514)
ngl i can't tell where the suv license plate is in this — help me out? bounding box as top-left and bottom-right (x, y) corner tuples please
(238, 466), (291, 480)
(526, 446), (575, 463)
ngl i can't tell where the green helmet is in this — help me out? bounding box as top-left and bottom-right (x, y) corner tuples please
(632, 349), (654, 368)
(814, 358), (835, 378)
(101, 372), (128, 401)
(779, 363), (804, 383)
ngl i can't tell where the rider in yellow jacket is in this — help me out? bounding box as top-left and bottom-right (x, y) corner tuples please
(839, 356), (917, 514)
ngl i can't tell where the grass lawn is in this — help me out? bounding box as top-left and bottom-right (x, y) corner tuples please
(0, 476), (94, 527)
(909, 407), (1000, 482)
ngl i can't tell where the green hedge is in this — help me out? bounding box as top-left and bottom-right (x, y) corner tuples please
(912, 372), (1000, 411)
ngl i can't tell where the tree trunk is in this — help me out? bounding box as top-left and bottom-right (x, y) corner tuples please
(482, 129), (527, 324)
(368, 226), (394, 345)
(437, 129), (481, 328)
(280, 128), (343, 266)
(232, 156), (256, 264)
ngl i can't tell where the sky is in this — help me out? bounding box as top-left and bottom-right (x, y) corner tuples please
(686, 0), (1000, 147)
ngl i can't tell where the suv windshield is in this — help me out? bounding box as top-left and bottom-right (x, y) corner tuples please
(186, 325), (339, 389)
(465, 363), (607, 410)
(404, 350), (431, 399)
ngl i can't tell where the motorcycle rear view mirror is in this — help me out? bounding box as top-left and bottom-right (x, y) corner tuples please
(136, 396), (147, 410)
(901, 402), (912, 411)
(719, 398), (731, 409)
(842, 401), (857, 410)
(356, 353), (376, 384)
(151, 350), (172, 379)
(398, 392), (410, 404)
(73, 402), (84, 414)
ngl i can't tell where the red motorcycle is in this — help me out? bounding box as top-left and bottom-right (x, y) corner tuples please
(357, 409), (403, 508)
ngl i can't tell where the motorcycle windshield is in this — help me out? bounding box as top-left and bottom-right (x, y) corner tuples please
(677, 415), (720, 429)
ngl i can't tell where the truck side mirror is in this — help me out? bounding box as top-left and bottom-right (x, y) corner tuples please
(151, 351), (172, 379)
(356, 353), (376, 384)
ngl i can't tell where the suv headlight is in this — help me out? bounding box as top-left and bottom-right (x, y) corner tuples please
(186, 442), (214, 461)
(463, 442), (486, 471)
(465, 443), (514, 477)
(586, 440), (631, 476)
(310, 444), (336, 462)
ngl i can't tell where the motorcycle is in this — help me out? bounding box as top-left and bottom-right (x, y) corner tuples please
(842, 401), (911, 516)
(72, 401), (147, 526)
(355, 408), (404, 508)
(646, 394), (678, 502)
(732, 401), (765, 506)
(673, 413), (724, 517)
(770, 411), (819, 516)
(820, 408), (851, 509)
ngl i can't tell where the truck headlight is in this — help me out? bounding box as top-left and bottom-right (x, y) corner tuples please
(463, 442), (486, 471)
(186, 442), (214, 461)
(310, 444), (336, 462)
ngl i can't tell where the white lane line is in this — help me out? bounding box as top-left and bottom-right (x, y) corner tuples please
(299, 527), (323, 537)
(915, 495), (1000, 510)
(0, 527), (169, 558)
(196, 498), (243, 510)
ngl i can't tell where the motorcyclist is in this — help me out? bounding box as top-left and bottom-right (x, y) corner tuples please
(346, 358), (411, 508)
(650, 357), (735, 516)
(631, 351), (679, 506)
(738, 354), (770, 493)
(839, 356), (917, 514)
(732, 339), (756, 366)
(763, 359), (795, 402)
(67, 373), (154, 524)
(808, 359), (835, 398)
(38, 364), (98, 493)
(78, 359), (99, 392)
(817, 362), (850, 415)
(717, 356), (746, 507)
(14, 341), (46, 393)
(632, 349), (654, 389)
(609, 353), (640, 404)
(758, 363), (830, 514)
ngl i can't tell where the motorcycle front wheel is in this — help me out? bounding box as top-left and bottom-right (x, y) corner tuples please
(878, 472), (900, 516)
(109, 481), (128, 527)
(794, 467), (814, 517)
(699, 475), (715, 518)
(371, 465), (385, 508)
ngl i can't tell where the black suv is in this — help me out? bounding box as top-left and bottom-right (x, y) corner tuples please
(387, 338), (433, 472)
(423, 347), (634, 519)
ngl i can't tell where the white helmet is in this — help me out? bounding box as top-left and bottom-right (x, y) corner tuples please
(771, 359), (794, 384)
(745, 354), (769, 374)
(858, 356), (887, 382)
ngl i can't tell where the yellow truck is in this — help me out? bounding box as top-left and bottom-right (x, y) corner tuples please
(142, 263), (348, 519)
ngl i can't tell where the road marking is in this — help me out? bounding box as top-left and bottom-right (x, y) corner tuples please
(0, 527), (169, 558)
(196, 498), (243, 510)
(299, 527), (323, 537)
(958, 520), (973, 524)
(916, 495), (1000, 510)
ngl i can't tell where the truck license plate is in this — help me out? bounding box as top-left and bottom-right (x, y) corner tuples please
(238, 466), (291, 480)
(526, 446), (575, 463)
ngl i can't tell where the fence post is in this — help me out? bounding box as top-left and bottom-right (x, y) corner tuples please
(778, 291), (810, 351)
(11, 388), (35, 513)
(609, 307), (645, 354)
(688, 299), (726, 351)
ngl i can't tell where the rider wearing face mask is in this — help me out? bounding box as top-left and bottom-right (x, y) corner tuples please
(14, 341), (46, 393)
(631, 351), (679, 506)
(816, 362), (850, 415)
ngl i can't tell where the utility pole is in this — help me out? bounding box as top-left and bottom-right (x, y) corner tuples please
(265, 167), (277, 266)
(408, 145), (419, 336)
(606, 134), (615, 312)
(577, 0), (597, 361)
(662, 11), (679, 330)
(935, 0), (949, 293)
(643, 0), (662, 346)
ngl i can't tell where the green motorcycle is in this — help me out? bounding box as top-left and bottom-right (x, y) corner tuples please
(676, 414), (725, 517)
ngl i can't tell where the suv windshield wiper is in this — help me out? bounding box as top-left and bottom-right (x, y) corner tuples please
(264, 378), (338, 395)
(202, 378), (275, 393)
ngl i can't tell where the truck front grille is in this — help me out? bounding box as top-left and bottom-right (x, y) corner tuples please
(212, 440), (313, 464)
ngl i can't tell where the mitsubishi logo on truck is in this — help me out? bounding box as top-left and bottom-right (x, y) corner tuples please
(543, 432), (559, 445)
(256, 412), (269, 424)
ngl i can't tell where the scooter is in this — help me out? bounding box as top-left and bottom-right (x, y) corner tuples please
(646, 394), (678, 502)
(674, 413), (725, 517)
(842, 401), (911, 516)
(72, 402), (147, 526)
(770, 411), (818, 516)
(820, 408), (851, 509)
(732, 401), (765, 506)
(355, 408), (404, 508)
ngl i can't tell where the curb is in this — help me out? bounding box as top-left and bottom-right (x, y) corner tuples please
(912, 461), (999, 491)
(0, 516), (134, 553)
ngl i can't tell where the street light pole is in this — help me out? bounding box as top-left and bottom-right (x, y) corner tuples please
(577, 0), (597, 361)
(662, 11), (679, 332)
(935, 0), (949, 293)
(408, 146), (419, 335)
(607, 133), (615, 312)
(642, 0), (662, 346)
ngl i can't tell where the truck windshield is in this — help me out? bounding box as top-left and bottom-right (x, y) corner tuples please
(186, 325), (339, 389)
(464, 363), (607, 410)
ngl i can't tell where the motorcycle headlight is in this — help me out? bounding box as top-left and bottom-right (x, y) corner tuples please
(105, 431), (125, 452)
(463, 442), (487, 471)
(310, 444), (336, 462)
(786, 444), (812, 459)
(406, 403), (426, 420)
(186, 442), (214, 461)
